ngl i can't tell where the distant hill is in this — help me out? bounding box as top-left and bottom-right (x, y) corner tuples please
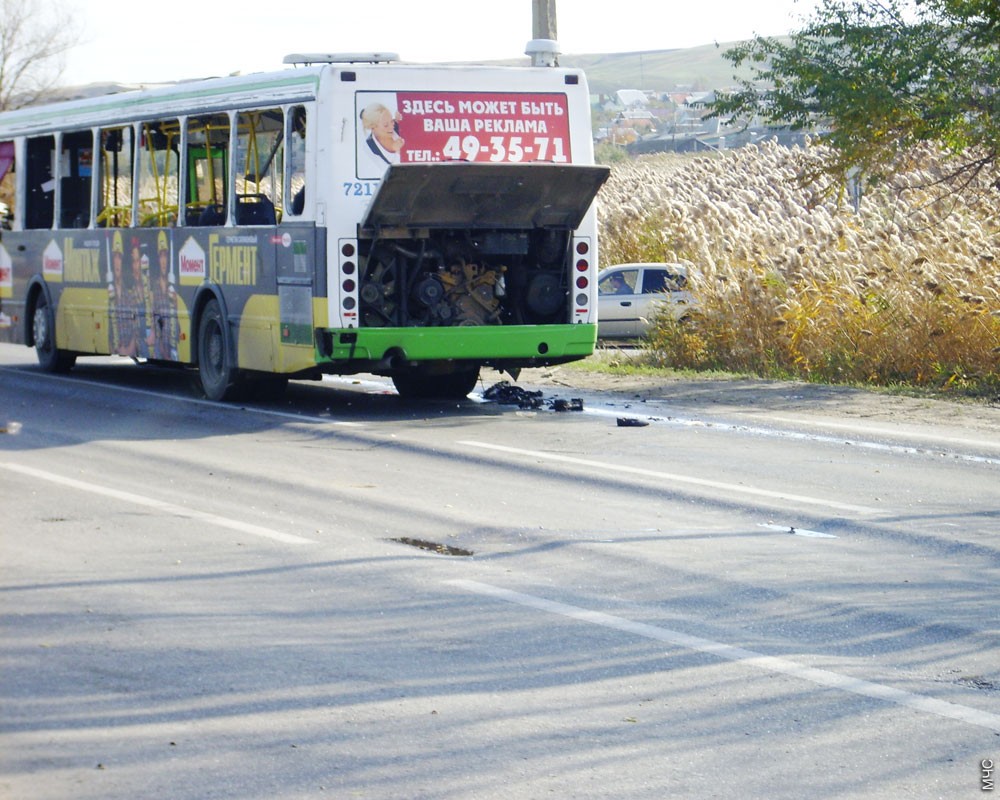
(560, 41), (754, 95)
(450, 40), (767, 96)
(45, 41), (761, 107)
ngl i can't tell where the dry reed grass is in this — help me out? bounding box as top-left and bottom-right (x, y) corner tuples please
(597, 141), (1000, 394)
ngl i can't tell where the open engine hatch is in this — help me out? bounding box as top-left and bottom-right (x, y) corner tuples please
(360, 162), (610, 232)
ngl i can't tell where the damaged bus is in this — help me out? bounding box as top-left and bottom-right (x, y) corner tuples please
(0, 51), (609, 399)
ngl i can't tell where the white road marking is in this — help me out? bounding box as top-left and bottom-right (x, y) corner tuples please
(448, 579), (1000, 733)
(0, 462), (317, 545)
(759, 522), (838, 538)
(458, 440), (881, 515)
(767, 415), (999, 454)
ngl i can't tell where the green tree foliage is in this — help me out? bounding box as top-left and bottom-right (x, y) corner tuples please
(713, 0), (1000, 186)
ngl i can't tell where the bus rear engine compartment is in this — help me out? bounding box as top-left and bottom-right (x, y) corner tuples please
(359, 228), (569, 328)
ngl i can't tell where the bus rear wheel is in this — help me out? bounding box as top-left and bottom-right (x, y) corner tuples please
(32, 293), (76, 373)
(197, 299), (239, 401)
(391, 366), (480, 400)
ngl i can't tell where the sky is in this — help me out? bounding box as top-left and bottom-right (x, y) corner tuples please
(62, 0), (821, 86)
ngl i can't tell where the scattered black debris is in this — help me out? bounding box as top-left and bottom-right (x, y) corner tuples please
(483, 381), (544, 408)
(387, 537), (474, 557)
(482, 381), (583, 412)
(552, 397), (584, 412)
(617, 417), (649, 427)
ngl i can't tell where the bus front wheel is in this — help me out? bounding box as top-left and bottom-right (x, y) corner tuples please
(197, 300), (239, 401)
(32, 293), (76, 373)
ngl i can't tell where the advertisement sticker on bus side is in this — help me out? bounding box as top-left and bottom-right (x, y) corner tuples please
(5, 226), (320, 371)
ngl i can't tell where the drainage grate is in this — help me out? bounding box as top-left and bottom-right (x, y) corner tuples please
(387, 537), (474, 557)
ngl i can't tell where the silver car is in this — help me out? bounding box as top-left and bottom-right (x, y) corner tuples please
(597, 262), (694, 339)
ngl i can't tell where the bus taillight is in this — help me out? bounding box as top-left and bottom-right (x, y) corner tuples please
(338, 239), (359, 326)
(572, 237), (593, 321)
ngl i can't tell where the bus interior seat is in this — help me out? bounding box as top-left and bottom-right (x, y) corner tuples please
(236, 194), (276, 226)
(196, 204), (226, 226)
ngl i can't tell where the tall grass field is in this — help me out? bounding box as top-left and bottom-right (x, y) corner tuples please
(597, 142), (1000, 396)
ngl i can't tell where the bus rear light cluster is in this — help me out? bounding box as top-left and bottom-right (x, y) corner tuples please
(573, 238), (593, 320)
(339, 240), (359, 323)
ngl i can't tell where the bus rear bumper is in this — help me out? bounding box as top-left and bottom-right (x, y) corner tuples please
(316, 323), (596, 370)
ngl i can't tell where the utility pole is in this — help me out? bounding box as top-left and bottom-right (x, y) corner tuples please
(528, 0), (560, 66)
(532, 0), (557, 41)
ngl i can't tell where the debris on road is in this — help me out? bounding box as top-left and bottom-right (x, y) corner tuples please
(482, 381), (583, 412)
(387, 537), (474, 557)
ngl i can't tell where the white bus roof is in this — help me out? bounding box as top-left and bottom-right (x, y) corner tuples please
(0, 68), (327, 137)
(0, 60), (589, 139)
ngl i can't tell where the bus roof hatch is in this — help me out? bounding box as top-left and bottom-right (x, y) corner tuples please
(283, 52), (399, 65)
(360, 162), (610, 232)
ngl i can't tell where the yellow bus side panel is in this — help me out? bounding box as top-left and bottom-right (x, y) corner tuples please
(313, 297), (328, 330)
(238, 294), (317, 375)
(56, 288), (109, 354)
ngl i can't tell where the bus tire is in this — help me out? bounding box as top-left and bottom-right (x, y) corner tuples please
(392, 366), (480, 400)
(197, 299), (239, 401)
(32, 293), (76, 373)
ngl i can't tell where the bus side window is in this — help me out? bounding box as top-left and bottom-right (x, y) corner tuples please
(287, 105), (306, 216)
(59, 130), (94, 229)
(235, 108), (282, 226)
(137, 120), (179, 226)
(186, 113), (229, 226)
(97, 126), (133, 227)
(26, 136), (55, 229)
(0, 140), (14, 229)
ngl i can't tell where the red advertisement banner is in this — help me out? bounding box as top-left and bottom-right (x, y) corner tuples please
(356, 91), (571, 178)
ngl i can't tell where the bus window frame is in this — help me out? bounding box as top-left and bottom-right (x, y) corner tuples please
(234, 106), (283, 225)
(25, 134), (55, 230)
(184, 112), (231, 226)
(0, 139), (14, 230)
(284, 104), (307, 219)
(97, 124), (135, 228)
(137, 118), (180, 227)
(57, 128), (95, 229)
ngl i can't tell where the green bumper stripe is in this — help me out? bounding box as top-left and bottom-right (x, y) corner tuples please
(320, 324), (596, 362)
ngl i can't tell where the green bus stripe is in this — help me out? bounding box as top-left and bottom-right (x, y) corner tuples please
(321, 325), (597, 362)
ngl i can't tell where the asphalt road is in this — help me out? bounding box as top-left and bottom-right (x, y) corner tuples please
(1, 343), (998, 799)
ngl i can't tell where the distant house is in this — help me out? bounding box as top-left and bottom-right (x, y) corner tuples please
(685, 90), (717, 108)
(615, 89), (649, 108)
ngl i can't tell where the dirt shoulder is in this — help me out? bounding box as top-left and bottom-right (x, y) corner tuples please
(497, 351), (1000, 440)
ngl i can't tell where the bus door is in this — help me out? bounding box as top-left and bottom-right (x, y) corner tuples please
(274, 223), (322, 373)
